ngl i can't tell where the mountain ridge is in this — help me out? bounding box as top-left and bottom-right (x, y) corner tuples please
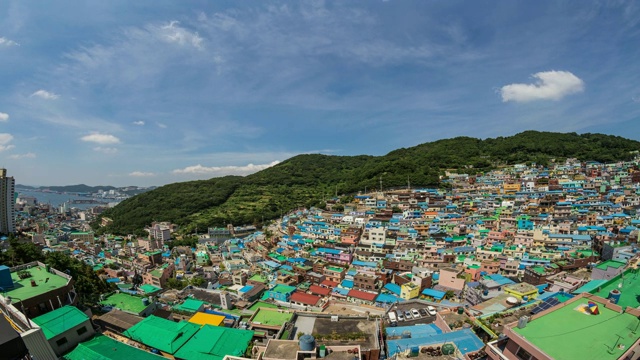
(93, 131), (640, 235)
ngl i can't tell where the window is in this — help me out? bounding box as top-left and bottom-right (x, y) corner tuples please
(77, 326), (87, 335)
(56, 337), (68, 347)
(516, 347), (534, 360)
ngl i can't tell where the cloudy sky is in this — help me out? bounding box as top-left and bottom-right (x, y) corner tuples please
(1, 1), (639, 186)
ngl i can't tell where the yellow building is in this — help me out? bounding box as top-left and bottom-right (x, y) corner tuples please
(400, 282), (420, 300)
(503, 183), (521, 194)
(503, 282), (538, 301)
(188, 312), (225, 327)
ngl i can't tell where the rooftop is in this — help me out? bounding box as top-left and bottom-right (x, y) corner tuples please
(173, 324), (254, 360)
(63, 335), (165, 360)
(32, 306), (89, 339)
(2, 263), (70, 301)
(100, 293), (149, 314)
(590, 269), (640, 308)
(188, 312), (225, 327)
(513, 297), (640, 360)
(123, 315), (200, 354)
(251, 308), (293, 327)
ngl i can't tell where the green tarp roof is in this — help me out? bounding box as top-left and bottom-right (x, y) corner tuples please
(174, 325), (254, 360)
(64, 335), (165, 360)
(123, 315), (200, 354)
(32, 306), (89, 340)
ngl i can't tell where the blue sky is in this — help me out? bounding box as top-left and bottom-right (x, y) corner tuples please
(1, 1), (639, 186)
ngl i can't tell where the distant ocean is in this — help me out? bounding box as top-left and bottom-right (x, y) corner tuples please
(16, 189), (107, 210)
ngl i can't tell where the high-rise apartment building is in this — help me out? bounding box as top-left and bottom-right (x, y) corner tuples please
(0, 168), (16, 234)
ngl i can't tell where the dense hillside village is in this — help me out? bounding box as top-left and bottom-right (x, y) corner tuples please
(3, 154), (640, 359)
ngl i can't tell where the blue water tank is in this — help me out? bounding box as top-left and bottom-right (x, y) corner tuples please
(523, 295), (529, 302)
(299, 335), (316, 351)
(0, 265), (14, 290)
(142, 298), (150, 306)
(410, 346), (420, 357)
(609, 289), (621, 304)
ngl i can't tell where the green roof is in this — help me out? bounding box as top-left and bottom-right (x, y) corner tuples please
(123, 316), (200, 354)
(32, 306), (89, 339)
(595, 260), (626, 270)
(513, 297), (640, 360)
(251, 308), (293, 327)
(100, 293), (149, 314)
(270, 284), (296, 294)
(64, 335), (166, 360)
(174, 298), (205, 313)
(248, 301), (279, 312)
(173, 325), (254, 360)
(139, 284), (162, 294)
(5, 264), (69, 301)
(249, 274), (268, 283)
(590, 269), (640, 308)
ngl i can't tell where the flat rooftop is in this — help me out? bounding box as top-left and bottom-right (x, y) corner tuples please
(263, 340), (299, 360)
(100, 293), (148, 314)
(4, 264), (69, 300)
(590, 269), (639, 308)
(251, 308), (293, 327)
(312, 317), (378, 350)
(513, 297), (640, 360)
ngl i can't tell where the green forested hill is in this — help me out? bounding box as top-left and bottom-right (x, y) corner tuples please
(95, 131), (640, 235)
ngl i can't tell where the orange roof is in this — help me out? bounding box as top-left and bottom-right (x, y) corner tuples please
(290, 292), (321, 306)
(347, 289), (377, 301)
(188, 312), (225, 327)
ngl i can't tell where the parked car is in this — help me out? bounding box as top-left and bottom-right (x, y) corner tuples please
(411, 308), (420, 318)
(419, 308), (428, 317)
(426, 306), (437, 316)
(397, 311), (405, 321)
(388, 311), (398, 326)
(405, 310), (413, 320)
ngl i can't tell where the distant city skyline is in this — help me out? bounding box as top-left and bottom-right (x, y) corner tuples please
(1, 1), (639, 186)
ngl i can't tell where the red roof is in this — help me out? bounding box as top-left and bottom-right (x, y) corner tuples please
(320, 280), (339, 288)
(290, 292), (322, 306)
(347, 289), (377, 301)
(309, 285), (332, 296)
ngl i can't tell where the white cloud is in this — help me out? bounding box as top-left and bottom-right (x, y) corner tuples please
(500, 71), (585, 102)
(0, 36), (18, 47)
(132, 120), (145, 126)
(157, 122), (167, 128)
(93, 146), (118, 154)
(129, 171), (155, 177)
(0, 112), (8, 122)
(159, 21), (203, 50)
(173, 160), (280, 176)
(0, 133), (14, 152)
(81, 133), (121, 144)
(30, 89), (60, 100)
(9, 152), (36, 159)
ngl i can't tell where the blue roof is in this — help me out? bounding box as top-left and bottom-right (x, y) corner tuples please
(386, 323), (442, 337)
(376, 293), (403, 304)
(332, 287), (349, 296)
(263, 260), (281, 269)
(485, 274), (516, 286)
(387, 329), (484, 357)
(421, 288), (446, 300)
(352, 260), (377, 268)
(384, 283), (401, 295)
(239, 285), (254, 293)
(340, 279), (354, 289)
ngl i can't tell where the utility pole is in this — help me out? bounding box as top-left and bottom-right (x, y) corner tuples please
(380, 176), (383, 194)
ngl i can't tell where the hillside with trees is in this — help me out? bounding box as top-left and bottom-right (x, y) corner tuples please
(93, 131), (640, 235)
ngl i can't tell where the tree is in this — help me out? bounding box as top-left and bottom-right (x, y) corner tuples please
(444, 290), (456, 300)
(167, 277), (188, 290)
(190, 276), (206, 287)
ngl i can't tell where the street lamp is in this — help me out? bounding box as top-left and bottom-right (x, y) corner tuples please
(0, 287), (32, 329)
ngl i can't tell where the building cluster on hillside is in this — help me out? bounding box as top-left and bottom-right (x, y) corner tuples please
(3, 158), (640, 359)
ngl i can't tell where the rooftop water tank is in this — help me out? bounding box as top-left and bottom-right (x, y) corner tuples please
(402, 330), (412, 339)
(609, 289), (621, 305)
(299, 335), (315, 352)
(0, 265), (14, 290)
(142, 298), (150, 306)
(442, 343), (456, 355)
